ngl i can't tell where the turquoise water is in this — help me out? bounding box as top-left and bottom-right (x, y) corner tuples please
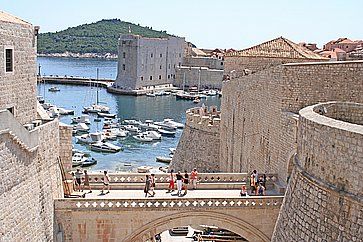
(37, 57), (221, 172)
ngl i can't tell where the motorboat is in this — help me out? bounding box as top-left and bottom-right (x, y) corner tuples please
(76, 132), (103, 144)
(137, 166), (152, 173)
(90, 142), (122, 153)
(207, 90), (218, 96)
(146, 93), (156, 97)
(107, 128), (128, 137)
(72, 152), (87, 167)
(102, 130), (117, 141)
(72, 115), (91, 124)
(81, 157), (97, 167)
(156, 156), (172, 164)
(73, 123), (90, 133)
(124, 125), (141, 133)
(193, 98), (200, 104)
(163, 119), (184, 129)
(58, 107), (74, 115)
(139, 122), (161, 131)
(158, 128), (176, 137)
(164, 91), (171, 95)
(123, 119), (141, 125)
(154, 91), (163, 96)
(103, 120), (120, 129)
(83, 104), (110, 114)
(142, 131), (162, 140)
(198, 94), (208, 99)
(133, 134), (153, 142)
(154, 121), (177, 131)
(47, 106), (59, 118)
(48, 86), (60, 92)
(97, 112), (116, 118)
(175, 92), (196, 100)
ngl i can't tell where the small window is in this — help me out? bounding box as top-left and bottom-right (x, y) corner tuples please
(173, 74), (175, 79)
(167, 75), (170, 79)
(151, 53), (153, 58)
(179, 53), (181, 57)
(221, 62), (224, 66)
(178, 62), (181, 67)
(140, 76), (143, 81)
(173, 64), (176, 69)
(158, 75), (162, 80)
(123, 52), (126, 58)
(5, 49), (13, 72)
(168, 64), (171, 69)
(149, 76), (153, 80)
(160, 53), (162, 58)
(122, 64), (126, 70)
(160, 65), (162, 70)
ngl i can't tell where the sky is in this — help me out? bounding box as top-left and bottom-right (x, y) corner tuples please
(1, 0), (362, 49)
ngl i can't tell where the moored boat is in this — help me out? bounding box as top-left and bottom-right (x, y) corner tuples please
(142, 131), (162, 140)
(137, 166), (152, 173)
(156, 156), (172, 164)
(158, 128), (176, 137)
(81, 157), (97, 167)
(48, 86), (60, 92)
(58, 107), (74, 115)
(72, 152), (87, 167)
(97, 112), (116, 118)
(72, 115), (91, 124)
(89, 142), (122, 153)
(124, 125), (141, 133)
(133, 134), (153, 142)
(76, 132), (103, 144)
(73, 123), (90, 133)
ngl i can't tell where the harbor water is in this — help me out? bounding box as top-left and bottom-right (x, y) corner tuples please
(37, 57), (221, 172)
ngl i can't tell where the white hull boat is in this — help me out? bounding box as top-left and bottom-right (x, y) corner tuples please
(72, 152), (87, 167)
(90, 142), (122, 153)
(58, 107), (74, 115)
(124, 125), (141, 133)
(74, 123), (90, 133)
(83, 104), (110, 114)
(72, 115), (91, 124)
(133, 134), (153, 142)
(156, 156), (172, 164)
(163, 119), (184, 129)
(137, 166), (152, 173)
(146, 93), (156, 97)
(158, 128), (176, 137)
(123, 119), (142, 125)
(76, 132), (103, 144)
(98, 112), (116, 118)
(142, 131), (162, 140)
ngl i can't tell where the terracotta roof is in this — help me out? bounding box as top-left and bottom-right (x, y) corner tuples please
(225, 36), (327, 59)
(339, 39), (354, 44)
(0, 11), (31, 25)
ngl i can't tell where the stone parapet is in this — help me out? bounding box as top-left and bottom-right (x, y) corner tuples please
(185, 106), (221, 133)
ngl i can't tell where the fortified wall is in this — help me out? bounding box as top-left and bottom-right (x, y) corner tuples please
(171, 106), (221, 172)
(174, 66), (224, 90)
(220, 61), (363, 184)
(272, 102), (363, 241)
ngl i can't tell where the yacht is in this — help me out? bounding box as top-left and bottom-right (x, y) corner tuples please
(48, 86), (60, 92)
(107, 128), (128, 137)
(72, 152), (87, 167)
(207, 90), (218, 96)
(158, 128), (176, 137)
(81, 157), (97, 167)
(73, 123), (90, 133)
(163, 119), (184, 129)
(58, 107), (74, 115)
(139, 121), (161, 131)
(142, 131), (162, 140)
(146, 93), (156, 97)
(124, 125), (141, 133)
(76, 132), (103, 144)
(123, 119), (142, 125)
(97, 112), (116, 118)
(90, 142), (122, 153)
(83, 104), (110, 114)
(133, 134), (153, 142)
(72, 115), (91, 124)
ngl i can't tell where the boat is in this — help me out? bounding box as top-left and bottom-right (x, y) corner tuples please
(97, 112), (116, 118)
(72, 152), (87, 167)
(58, 107), (74, 115)
(76, 132), (103, 144)
(81, 157), (97, 167)
(207, 90), (218, 96)
(142, 131), (162, 140)
(169, 227), (189, 236)
(175, 92), (197, 100)
(133, 134), (153, 142)
(158, 128), (176, 137)
(139, 122), (161, 131)
(146, 93), (156, 97)
(72, 115), (91, 124)
(123, 119), (142, 125)
(47, 106), (59, 118)
(37, 96), (45, 104)
(73, 123), (90, 133)
(89, 142), (122, 153)
(164, 91), (171, 95)
(48, 86), (60, 92)
(159, 166), (168, 173)
(169, 148), (176, 154)
(124, 125), (141, 133)
(163, 119), (184, 129)
(94, 118), (102, 122)
(137, 166), (152, 173)
(193, 98), (200, 104)
(102, 130), (117, 140)
(154, 91), (163, 96)
(154, 122), (177, 131)
(198, 94), (208, 99)
(156, 156), (172, 164)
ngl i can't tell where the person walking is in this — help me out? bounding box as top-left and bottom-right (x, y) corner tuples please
(82, 170), (92, 193)
(183, 170), (189, 196)
(190, 168), (198, 190)
(75, 169), (83, 192)
(101, 170), (110, 194)
(144, 175), (152, 197)
(167, 169), (175, 193)
(257, 182), (266, 195)
(250, 170), (258, 195)
(150, 173), (156, 197)
(175, 171), (184, 197)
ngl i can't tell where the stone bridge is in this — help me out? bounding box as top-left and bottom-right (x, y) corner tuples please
(55, 173), (285, 242)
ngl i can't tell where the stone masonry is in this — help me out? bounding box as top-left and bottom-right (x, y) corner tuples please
(171, 106), (221, 172)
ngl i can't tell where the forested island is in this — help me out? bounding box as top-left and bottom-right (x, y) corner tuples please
(37, 19), (173, 58)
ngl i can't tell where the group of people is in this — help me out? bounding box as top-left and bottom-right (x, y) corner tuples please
(240, 170), (266, 196)
(72, 169), (110, 195)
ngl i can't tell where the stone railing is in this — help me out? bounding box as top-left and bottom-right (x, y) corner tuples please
(55, 196), (285, 211)
(0, 109), (39, 150)
(186, 106), (221, 132)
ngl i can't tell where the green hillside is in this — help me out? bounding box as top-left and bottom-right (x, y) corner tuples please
(38, 19), (172, 54)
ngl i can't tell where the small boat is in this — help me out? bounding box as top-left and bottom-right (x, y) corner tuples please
(124, 163), (132, 167)
(164, 91), (171, 95)
(158, 129), (176, 137)
(139, 122), (161, 131)
(207, 90), (217, 96)
(90, 142), (122, 153)
(81, 157), (97, 167)
(124, 125), (141, 133)
(73, 123), (90, 133)
(123, 119), (142, 125)
(137, 166), (152, 173)
(58, 107), (74, 115)
(48, 86), (60, 92)
(47, 107), (60, 118)
(169, 227), (189, 236)
(198, 94), (208, 99)
(107, 128), (128, 137)
(156, 156), (172, 164)
(102, 131), (117, 141)
(154, 91), (163, 96)
(193, 98), (200, 104)
(83, 104), (110, 114)
(163, 119), (184, 129)
(159, 166), (168, 173)
(146, 93), (156, 97)
(72, 115), (91, 124)
(142, 131), (162, 140)
(133, 134), (153, 142)
(169, 148), (176, 154)
(98, 112), (117, 118)
(76, 132), (103, 144)
(72, 152), (87, 167)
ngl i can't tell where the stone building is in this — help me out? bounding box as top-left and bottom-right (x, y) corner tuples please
(0, 11), (72, 241)
(224, 36), (328, 78)
(113, 34), (185, 91)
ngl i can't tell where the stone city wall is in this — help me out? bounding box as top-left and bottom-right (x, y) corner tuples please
(272, 102), (363, 241)
(0, 119), (64, 241)
(183, 56), (224, 70)
(0, 19), (37, 124)
(59, 123), (73, 171)
(220, 61), (363, 185)
(174, 66), (224, 89)
(171, 106), (221, 172)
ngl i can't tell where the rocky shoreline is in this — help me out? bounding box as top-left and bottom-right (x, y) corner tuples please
(37, 52), (118, 59)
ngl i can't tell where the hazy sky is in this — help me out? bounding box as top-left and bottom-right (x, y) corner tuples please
(1, 0), (362, 49)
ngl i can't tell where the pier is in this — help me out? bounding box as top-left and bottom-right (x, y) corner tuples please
(37, 75), (114, 88)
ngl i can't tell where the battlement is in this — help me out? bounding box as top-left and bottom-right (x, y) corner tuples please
(186, 106), (221, 133)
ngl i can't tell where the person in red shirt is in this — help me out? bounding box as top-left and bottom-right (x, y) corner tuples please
(190, 168), (198, 190)
(167, 169), (175, 193)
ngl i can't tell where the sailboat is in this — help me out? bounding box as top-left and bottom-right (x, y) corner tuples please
(83, 68), (110, 114)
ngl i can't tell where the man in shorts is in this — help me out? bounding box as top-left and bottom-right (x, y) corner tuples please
(101, 170), (110, 194)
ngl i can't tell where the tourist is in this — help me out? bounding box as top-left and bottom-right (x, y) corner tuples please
(176, 171), (184, 196)
(167, 169), (175, 193)
(82, 170), (92, 193)
(183, 170), (189, 196)
(144, 175), (152, 197)
(240, 185), (247, 197)
(250, 170), (258, 195)
(74, 169), (83, 192)
(150, 173), (156, 196)
(190, 168), (198, 190)
(101, 170), (110, 194)
(257, 182), (266, 196)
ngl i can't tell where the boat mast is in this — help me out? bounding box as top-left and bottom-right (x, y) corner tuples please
(182, 72), (186, 92)
(96, 68), (99, 105)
